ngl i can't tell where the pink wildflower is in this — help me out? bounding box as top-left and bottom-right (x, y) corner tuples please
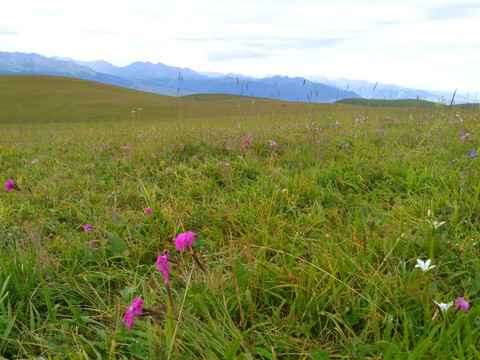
(174, 233), (187, 252)
(156, 249), (170, 284)
(455, 297), (470, 313)
(145, 207), (152, 215)
(269, 140), (277, 147)
(173, 231), (197, 253)
(122, 307), (135, 329)
(131, 297), (143, 316)
(242, 138), (249, 150)
(427, 133), (432, 138)
(122, 297), (144, 329)
(84, 223), (93, 233)
(5, 179), (15, 191)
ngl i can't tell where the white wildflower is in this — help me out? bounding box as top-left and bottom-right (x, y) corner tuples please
(415, 259), (436, 272)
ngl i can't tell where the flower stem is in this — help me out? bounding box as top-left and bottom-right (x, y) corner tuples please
(190, 249), (206, 274)
(166, 283), (174, 309)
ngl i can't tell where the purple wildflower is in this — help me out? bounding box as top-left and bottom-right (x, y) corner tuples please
(122, 297), (144, 329)
(156, 249), (170, 284)
(131, 297), (143, 316)
(84, 223), (93, 233)
(122, 307), (135, 329)
(455, 297), (470, 313)
(5, 179), (15, 191)
(173, 231), (196, 253)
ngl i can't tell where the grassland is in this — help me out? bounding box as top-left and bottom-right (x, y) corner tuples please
(335, 98), (438, 108)
(335, 98), (480, 109)
(1, 75), (480, 359)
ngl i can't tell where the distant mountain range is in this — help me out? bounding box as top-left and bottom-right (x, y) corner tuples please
(0, 51), (474, 103)
(306, 76), (432, 102)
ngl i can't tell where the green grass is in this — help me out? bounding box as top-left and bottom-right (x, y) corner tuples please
(1, 75), (480, 359)
(336, 98), (480, 109)
(336, 98), (439, 108)
(0, 75), (344, 124)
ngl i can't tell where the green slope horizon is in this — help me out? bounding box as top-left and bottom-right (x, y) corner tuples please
(1, 75), (472, 124)
(0, 75), (337, 124)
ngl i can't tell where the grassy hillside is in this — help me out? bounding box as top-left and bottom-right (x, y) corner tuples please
(0, 75), (238, 123)
(3, 75), (461, 127)
(337, 98), (438, 108)
(2, 75), (319, 124)
(0, 75), (348, 125)
(337, 97), (480, 109)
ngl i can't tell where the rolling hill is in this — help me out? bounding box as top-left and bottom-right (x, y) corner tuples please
(0, 75), (340, 124)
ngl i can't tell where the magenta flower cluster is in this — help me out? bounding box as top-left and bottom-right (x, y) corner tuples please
(156, 249), (170, 284)
(122, 297), (144, 329)
(84, 223), (93, 233)
(5, 179), (22, 192)
(5, 179), (15, 191)
(456, 297), (470, 313)
(242, 138), (249, 150)
(173, 231), (196, 253)
(123, 231), (200, 329)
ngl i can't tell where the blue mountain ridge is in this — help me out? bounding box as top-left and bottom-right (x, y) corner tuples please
(1, 51), (463, 103)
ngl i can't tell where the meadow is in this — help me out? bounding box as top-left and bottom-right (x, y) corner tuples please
(1, 75), (480, 359)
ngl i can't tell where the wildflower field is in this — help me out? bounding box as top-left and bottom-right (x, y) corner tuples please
(1, 76), (480, 359)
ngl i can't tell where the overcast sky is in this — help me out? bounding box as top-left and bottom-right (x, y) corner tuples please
(1, 0), (479, 92)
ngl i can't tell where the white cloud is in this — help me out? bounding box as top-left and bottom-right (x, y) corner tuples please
(0, 0), (479, 92)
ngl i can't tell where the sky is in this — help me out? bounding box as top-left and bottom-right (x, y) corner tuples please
(1, 0), (480, 93)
